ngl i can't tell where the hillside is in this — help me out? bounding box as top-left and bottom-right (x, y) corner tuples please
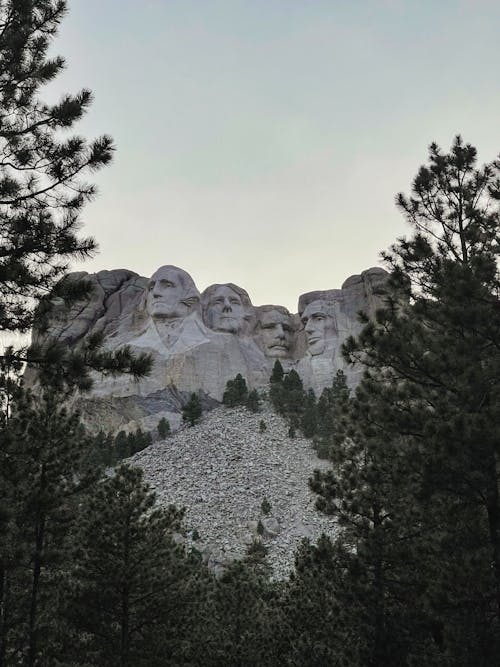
(130, 402), (338, 578)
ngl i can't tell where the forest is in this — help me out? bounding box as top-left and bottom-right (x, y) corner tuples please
(1, 2), (500, 665)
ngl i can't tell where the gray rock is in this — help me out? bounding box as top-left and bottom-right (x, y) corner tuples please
(29, 264), (389, 435)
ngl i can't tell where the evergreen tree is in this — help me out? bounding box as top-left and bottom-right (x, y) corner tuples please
(300, 388), (317, 438)
(270, 360), (284, 384)
(314, 370), (350, 458)
(0, 0), (113, 335)
(283, 536), (365, 667)
(182, 392), (202, 427)
(0, 1), (151, 385)
(311, 137), (500, 664)
(211, 553), (280, 666)
(157, 416), (170, 439)
(222, 373), (248, 407)
(0, 385), (102, 665)
(64, 465), (210, 666)
(245, 388), (260, 413)
(114, 430), (129, 460)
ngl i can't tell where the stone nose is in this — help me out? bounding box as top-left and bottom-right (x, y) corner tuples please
(222, 299), (232, 312)
(275, 324), (285, 338)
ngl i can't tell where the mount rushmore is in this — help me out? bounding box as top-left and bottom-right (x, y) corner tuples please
(31, 264), (388, 434)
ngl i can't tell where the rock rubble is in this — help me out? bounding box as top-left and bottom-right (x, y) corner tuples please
(130, 402), (338, 579)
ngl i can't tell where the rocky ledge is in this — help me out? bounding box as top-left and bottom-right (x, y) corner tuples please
(130, 403), (338, 579)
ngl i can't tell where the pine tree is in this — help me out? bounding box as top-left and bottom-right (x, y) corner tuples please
(300, 388), (317, 438)
(222, 373), (248, 407)
(283, 536), (365, 666)
(0, 1), (151, 386)
(0, 385), (102, 665)
(0, 0), (113, 335)
(314, 370), (350, 458)
(270, 360), (284, 384)
(311, 137), (500, 664)
(245, 388), (260, 413)
(182, 392), (202, 427)
(157, 416), (170, 439)
(211, 553), (280, 666)
(64, 465), (210, 666)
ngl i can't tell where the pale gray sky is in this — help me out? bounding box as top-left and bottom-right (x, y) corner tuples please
(46, 0), (500, 311)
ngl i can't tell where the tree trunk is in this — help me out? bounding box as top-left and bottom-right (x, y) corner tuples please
(0, 567), (8, 667)
(27, 513), (45, 667)
(485, 454), (500, 622)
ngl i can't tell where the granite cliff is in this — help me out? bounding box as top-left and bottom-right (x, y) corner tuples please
(30, 264), (388, 435)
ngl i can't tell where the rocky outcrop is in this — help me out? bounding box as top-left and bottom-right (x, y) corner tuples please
(30, 264), (389, 434)
(129, 403), (338, 579)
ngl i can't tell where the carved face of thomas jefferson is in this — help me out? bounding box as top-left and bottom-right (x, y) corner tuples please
(146, 265), (199, 320)
(202, 283), (252, 334)
(301, 300), (337, 356)
(257, 307), (294, 358)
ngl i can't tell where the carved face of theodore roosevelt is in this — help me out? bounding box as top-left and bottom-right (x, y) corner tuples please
(301, 300), (337, 356)
(146, 265), (199, 320)
(257, 307), (294, 358)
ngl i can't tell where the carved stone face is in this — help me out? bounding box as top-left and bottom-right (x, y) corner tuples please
(146, 265), (198, 320)
(301, 301), (336, 356)
(206, 285), (246, 334)
(257, 309), (294, 358)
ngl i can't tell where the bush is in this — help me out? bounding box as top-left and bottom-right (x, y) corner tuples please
(261, 498), (271, 515)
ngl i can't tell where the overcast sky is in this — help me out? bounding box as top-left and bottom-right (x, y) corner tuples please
(46, 0), (500, 311)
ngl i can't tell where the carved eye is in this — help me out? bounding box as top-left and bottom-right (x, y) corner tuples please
(283, 325), (292, 332)
(230, 298), (240, 305)
(160, 279), (175, 288)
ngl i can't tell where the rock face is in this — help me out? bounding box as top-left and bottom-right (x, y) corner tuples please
(31, 264), (388, 434)
(130, 403), (338, 579)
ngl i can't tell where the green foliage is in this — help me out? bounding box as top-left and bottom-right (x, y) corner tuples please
(157, 416), (170, 439)
(270, 359), (284, 383)
(0, 0), (152, 389)
(283, 536), (365, 666)
(0, 384), (102, 664)
(64, 465), (210, 666)
(245, 388), (261, 412)
(182, 392), (202, 427)
(259, 419), (267, 433)
(211, 553), (280, 665)
(261, 498), (272, 516)
(310, 137), (500, 665)
(222, 373), (248, 407)
(313, 370), (350, 458)
(107, 428), (153, 464)
(300, 388), (317, 438)
(257, 519), (265, 536)
(0, 0), (114, 335)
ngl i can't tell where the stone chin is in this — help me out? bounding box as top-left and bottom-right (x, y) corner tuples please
(266, 344), (290, 358)
(307, 338), (326, 356)
(148, 302), (189, 320)
(213, 315), (241, 333)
